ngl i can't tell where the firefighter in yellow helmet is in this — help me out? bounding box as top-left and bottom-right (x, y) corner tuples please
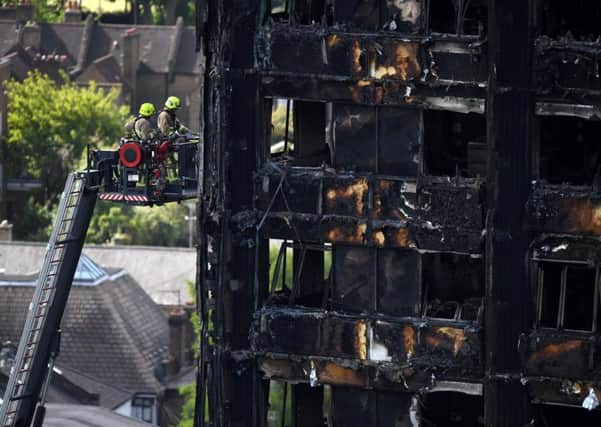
(158, 96), (190, 137)
(124, 103), (157, 141)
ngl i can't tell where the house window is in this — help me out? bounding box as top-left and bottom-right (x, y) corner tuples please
(131, 395), (155, 424)
(536, 262), (599, 332)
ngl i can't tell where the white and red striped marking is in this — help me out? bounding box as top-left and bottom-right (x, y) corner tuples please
(99, 193), (124, 201)
(99, 193), (149, 203)
(124, 194), (149, 202)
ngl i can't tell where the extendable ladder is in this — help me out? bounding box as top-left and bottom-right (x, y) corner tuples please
(0, 172), (98, 427)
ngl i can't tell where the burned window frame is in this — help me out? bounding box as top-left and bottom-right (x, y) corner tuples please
(266, 97), (295, 158)
(534, 259), (601, 333)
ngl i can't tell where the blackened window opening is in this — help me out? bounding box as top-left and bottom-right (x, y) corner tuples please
(536, 261), (599, 332)
(422, 253), (483, 321)
(534, 403), (601, 427)
(428, 0), (487, 36)
(420, 392), (484, 427)
(270, 0), (290, 19)
(293, 0), (326, 24)
(541, 0), (601, 40)
(539, 116), (601, 186)
(333, 104), (419, 176)
(423, 110), (487, 178)
(331, 247), (419, 316)
(268, 241), (332, 308)
(461, 0), (487, 36)
(428, 0), (456, 34)
(268, 98), (330, 167)
(332, 0), (423, 33)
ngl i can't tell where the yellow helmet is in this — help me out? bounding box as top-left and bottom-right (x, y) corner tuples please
(164, 96), (181, 110)
(139, 102), (155, 117)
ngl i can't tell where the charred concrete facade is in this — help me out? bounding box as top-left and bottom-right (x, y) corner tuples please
(196, 1), (601, 425)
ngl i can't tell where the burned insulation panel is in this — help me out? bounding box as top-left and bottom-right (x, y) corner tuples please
(526, 185), (601, 236)
(253, 307), (483, 377)
(522, 331), (594, 379)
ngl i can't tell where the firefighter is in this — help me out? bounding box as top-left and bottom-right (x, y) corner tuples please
(158, 96), (190, 137)
(124, 103), (157, 141)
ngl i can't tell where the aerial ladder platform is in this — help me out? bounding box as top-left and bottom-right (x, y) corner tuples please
(0, 132), (199, 427)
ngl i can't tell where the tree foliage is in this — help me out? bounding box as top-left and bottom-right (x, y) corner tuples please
(86, 201), (190, 246)
(6, 71), (129, 239)
(6, 70), (129, 201)
(32, 0), (65, 22)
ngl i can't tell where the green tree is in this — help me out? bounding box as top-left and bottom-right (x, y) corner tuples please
(131, 0), (195, 25)
(32, 0), (65, 22)
(6, 70), (129, 239)
(85, 201), (189, 246)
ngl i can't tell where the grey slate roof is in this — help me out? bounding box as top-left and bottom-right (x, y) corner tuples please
(0, 241), (195, 306)
(44, 403), (147, 427)
(39, 22), (83, 66)
(101, 24), (176, 74)
(0, 19), (200, 87)
(175, 27), (202, 74)
(50, 366), (132, 409)
(0, 19), (199, 76)
(0, 260), (169, 407)
(0, 22), (17, 57)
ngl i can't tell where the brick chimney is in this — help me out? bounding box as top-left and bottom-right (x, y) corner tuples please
(0, 220), (13, 241)
(168, 309), (188, 374)
(121, 27), (140, 111)
(15, 1), (34, 24)
(19, 21), (40, 49)
(64, 0), (82, 23)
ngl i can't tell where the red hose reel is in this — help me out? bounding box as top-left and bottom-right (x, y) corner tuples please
(119, 142), (143, 168)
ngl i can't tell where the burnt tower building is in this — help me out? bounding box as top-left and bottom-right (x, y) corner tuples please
(196, 1), (601, 425)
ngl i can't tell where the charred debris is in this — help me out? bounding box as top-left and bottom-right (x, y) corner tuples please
(195, 1), (601, 426)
